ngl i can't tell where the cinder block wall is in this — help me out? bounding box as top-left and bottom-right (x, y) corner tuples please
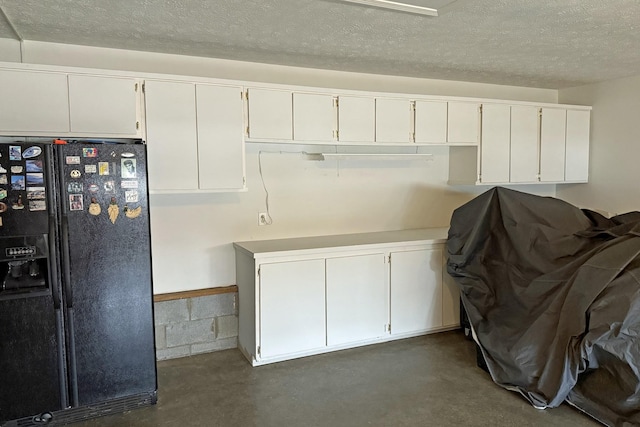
(154, 292), (238, 360)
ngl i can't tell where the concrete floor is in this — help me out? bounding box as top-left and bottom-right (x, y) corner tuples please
(76, 331), (599, 427)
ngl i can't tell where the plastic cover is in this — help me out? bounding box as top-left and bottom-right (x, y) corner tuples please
(447, 187), (640, 426)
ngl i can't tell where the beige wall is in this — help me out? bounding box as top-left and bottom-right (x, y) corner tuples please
(558, 74), (640, 215)
(0, 39), (560, 293)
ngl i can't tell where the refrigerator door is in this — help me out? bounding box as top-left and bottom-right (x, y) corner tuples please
(0, 143), (65, 423)
(56, 143), (156, 406)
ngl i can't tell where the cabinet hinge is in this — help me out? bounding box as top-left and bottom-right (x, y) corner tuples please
(410, 101), (415, 111)
(135, 82), (138, 92)
(136, 121), (140, 130)
(243, 176), (246, 186)
(142, 83), (145, 93)
(538, 108), (543, 117)
(257, 266), (260, 277)
(479, 104), (483, 114)
(335, 130), (339, 139)
(257, 346), (261, 356)
(387, 254), (391, 263)
(242, 91), (248, 101)
(246, 125), (250, 136)
(333, 97), (339, 108)
(387, 324), (391, 333)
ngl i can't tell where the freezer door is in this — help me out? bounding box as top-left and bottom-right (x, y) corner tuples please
(56, 143), (156, 406)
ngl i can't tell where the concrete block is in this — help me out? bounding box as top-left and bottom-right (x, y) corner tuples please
(165, 318), (215, 347)
(155, 325), (167, 349)
(191, 337), (237, 355)
(190, 293), (236, 320)
(156, 345), (190, 361)
(154, 299), (189, 325)
(215, 315), (239, 339)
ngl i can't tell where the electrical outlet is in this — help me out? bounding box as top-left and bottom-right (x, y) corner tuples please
(258, 212), (269, 226)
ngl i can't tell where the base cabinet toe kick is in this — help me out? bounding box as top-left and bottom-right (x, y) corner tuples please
(233, 228), (460, 366)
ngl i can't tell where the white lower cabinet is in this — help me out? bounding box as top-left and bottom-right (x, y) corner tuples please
(390, 248), (443, 335)
(326, 254), (387, 346)
(234, 228), (460, 366)
(259, 259), (326, 359)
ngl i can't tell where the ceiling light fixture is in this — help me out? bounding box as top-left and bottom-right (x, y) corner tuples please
(339, 0), (439, 16)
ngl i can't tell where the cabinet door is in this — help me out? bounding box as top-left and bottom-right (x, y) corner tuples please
(196, 84), (245, 190)
(68, 75), (139, 136)
(510, 105), (539, 183)
(375, 98), (411, 143)
(390, 249), (443, 335)
(0, 69), (69, 133)
(247, 88), (292, 140)
(338, 96), (375, 142)
(259, 260), (326, 359)
(480, 104), (511, 184)
(293, 93), (335, 141)
(448, 102), (480, 144)
(326, 254), (387, 346)
(414, 100), (447, 143)
(565, 110), (590, 182)
(144, 80), (199, 191)
(540, 108), (567, 182)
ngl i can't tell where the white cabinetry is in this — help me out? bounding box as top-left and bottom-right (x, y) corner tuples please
(539, 108), (567, 182)
(259, 259), (326, 359)
(326, 254), (387, 346)
(0, 69), (70, 133)
(247, 88), (292, 140)
(375, 98), (412, 143)
(145, 80), (245, 192)
(565, 109), (590, 182)
(414, 100), (447, 144)
(293, 92), (335, 142)
(479, 104), (511, 184)
(510, 105), (539, 183)
(234, 228), (459, 366)
(68, 75), (141, 137)
(390, 248), (443, 335)
(338, 96), (375, 142)
(448, 102), (480, 144)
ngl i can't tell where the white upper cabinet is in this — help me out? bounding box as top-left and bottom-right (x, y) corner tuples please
(293, 92), (335, 142)
(510, 105), (539, 183)
(68, 75), (140, 136)
(337, 95), (375, 142)
(414, 100), (447, 144)
(247, 88), (292, 140)
(0, 69), (70, 133)
(144, 80), (199, 191)
(540, 108), (567, 182)
(196, 84), (245, 190)
(375, 98), (412, 143)
(448, 101), (480, 144)
(565, 109), (590, 182)
(479, 104), (511, 184)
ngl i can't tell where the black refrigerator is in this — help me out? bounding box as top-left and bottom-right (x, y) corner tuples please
(0, 141), (157, 426)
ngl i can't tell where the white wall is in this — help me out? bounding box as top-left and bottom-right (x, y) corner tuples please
(558, 74), (640, 214)
(0, 39), (561, 293)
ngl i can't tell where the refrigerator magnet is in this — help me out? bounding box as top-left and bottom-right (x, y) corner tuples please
(69, 194), (83, 211)
(88, 197), (101, 216)
(11, 175), (25, 190)
(108, 197), (119, 224)
(125, 190), (138, 203)
(12, 195), (24, 210)
(85, 164), (97, 174)
(88, 184), (99, 193)
(0, 202), (6, 213)
(70, 170), (81, 179)
(99, 162), (109, 175)
(66, 156), (81, 165)
(83, 148), (98, 158)
(27, 187), (45, 200)
(0, 189), (6, 200)
(124, 205), (142, 219)
(0, 175), (6, 184)
(121, 180), (138, 189)
(121, 159), (136, 178)
(22, 146), (42, 158)
(104, 181), (115, 193)
(121, 152), (135, 158)
(9, 146), (21, 161)
(0, 165), (6, 173)
(67, 182), (83, 193)
(26, 160), (43, 172)
(11, 165), (23, 173)
(29, 200), (46, 212)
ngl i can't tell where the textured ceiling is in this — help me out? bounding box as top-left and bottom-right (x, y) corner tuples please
(0, 0), (639, 89)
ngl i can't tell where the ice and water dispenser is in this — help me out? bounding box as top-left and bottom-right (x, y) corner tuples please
(0, 235), (49, 294)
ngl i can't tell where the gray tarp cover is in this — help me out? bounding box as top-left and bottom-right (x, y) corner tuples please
(446, 187), (640, 427)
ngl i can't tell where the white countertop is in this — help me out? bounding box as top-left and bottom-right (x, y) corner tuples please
(234, 227), (449, 258)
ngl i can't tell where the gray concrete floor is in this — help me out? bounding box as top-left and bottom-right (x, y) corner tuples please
(76, 331), (599, 426)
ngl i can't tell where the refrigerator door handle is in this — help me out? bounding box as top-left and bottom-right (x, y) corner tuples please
(49, 215), (62, 310)
(60, 214), (73, 309)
